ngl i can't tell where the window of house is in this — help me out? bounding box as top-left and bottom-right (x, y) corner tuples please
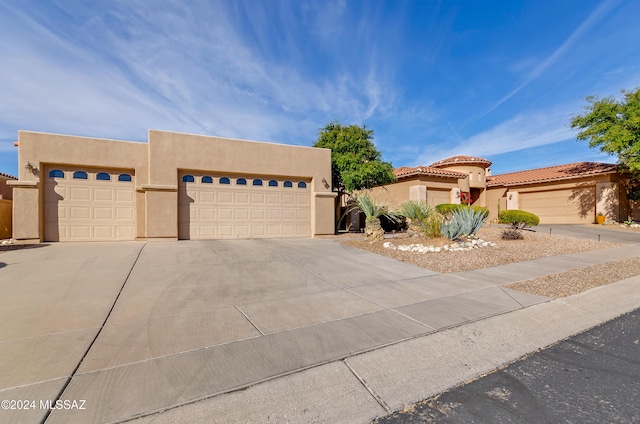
(201, 176), (213, 183)
(469, 172), (473, 181)
(49, 169), (64, 178)
(182, 175), (195, 183)
(283, 181), (293, 188)
(237, 178), (247, 185)
(96, 172), (111, 181)
(219, 177), (231, 185)
(297, 182), (307, 188)
(118, 174), (132, 182)
(268, 180), (278, 187)
(73, 171), (88, 180)
(253, 179), (263, 186)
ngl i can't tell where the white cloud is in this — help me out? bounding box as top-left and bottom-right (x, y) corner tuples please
(417, 105), (578, 165)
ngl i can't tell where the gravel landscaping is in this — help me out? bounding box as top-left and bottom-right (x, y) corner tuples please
(340, 226), (617, 273)
(339, 226), (640, 298)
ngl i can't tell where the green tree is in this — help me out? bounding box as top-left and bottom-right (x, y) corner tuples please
(313, 121), (395, 193)
(571, 88), (640, 171)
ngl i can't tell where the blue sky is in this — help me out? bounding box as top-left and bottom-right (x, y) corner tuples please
(1, 0), (640, 178)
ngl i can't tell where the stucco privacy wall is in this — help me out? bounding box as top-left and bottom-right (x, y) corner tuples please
(369, 177), (462, 210)
(10, 130), (334, 242)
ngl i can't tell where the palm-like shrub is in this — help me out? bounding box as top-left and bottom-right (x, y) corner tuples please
(436, 204), (489, 220)
(352, 193), (397, 241)
(441, 206), (489, 240)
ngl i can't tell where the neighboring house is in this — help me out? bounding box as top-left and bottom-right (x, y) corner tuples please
(0, 172), (17, 239)
(369, 155), (633, 224)
(10, 130), (336, 243)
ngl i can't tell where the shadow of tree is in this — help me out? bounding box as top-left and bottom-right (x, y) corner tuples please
(0, 243), (50, 253)
(569, 181), (596, 220)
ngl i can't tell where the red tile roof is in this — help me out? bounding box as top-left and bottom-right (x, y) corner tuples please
(394, 166), (467, 179)
(0, 172), (17, 180)
(430, 155), (492, 168)
(487, 162), (619, 187)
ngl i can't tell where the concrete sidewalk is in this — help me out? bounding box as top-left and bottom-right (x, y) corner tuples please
(0, 238), (639, 423)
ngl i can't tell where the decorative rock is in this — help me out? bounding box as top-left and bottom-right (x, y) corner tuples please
(382, 238), (496, 254)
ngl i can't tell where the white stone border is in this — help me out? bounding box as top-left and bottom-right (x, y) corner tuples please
(383, 239), (496, 253)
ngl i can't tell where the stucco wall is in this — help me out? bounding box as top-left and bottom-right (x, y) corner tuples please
(369, 177), (461, 210)
(11, 130), (334, 241)
(437, 164), (487, 189)
(146, 130), (334, 239)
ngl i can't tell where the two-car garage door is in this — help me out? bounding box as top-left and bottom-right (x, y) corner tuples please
(179, 172), (310, 239)
(519, 187), (595, 224)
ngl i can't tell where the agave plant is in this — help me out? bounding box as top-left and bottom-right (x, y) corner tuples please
(441, 206), (488, 240)
(352, 193), (398, 241)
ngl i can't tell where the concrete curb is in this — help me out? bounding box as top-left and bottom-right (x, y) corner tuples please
(125, 275), (640, 424)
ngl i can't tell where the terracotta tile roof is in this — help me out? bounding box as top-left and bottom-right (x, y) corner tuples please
(430, 155), (492, 168)
(487, 162), (619, 187)
(0, 172), (17, 180)
(394, 166), (467, 179)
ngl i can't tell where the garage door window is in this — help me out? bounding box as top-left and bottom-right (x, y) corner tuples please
(268, 180), (278, 187)
(220, 177), (231, 184)
(297, 182), (307, 188)
(49, 169), (64, 178)
(283, 181), (292, 188)
(118, 174), (132, 182)
(201, 176), (213, 184)
(253, 179), (263, 186)
(182, 175), (195, 183)
(237, 178), (247, 185)
(73, 171), (88, 180)
(96, 172), (110, 181)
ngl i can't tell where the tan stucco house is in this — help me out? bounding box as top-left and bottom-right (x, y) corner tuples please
(370, 155), (633, 224)
(9, 130), (336, 243)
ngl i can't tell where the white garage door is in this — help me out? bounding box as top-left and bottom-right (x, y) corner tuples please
(44, 167), (135, 241)
(427, 189), (451, 207)
(519, 187), (595, 224)
(179, 173), (310, 239)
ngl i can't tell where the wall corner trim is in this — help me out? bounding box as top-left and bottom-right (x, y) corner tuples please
(6, 180), (39, 188)
(314, 192), (338, 198)
(138, 184), (178, 192)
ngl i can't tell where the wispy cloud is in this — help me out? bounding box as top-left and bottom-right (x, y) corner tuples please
(417, 105), (578, 166)
(481, 0), (621, 117)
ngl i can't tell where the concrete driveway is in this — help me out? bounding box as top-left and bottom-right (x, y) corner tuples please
(536, 223), (640, 245)
(0, 238), (553, 424)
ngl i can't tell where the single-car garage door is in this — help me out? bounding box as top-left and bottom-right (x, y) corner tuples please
(179, 173), (310, 239)
(44, 166), (135, 241)
(519, 187), (595, 224)
(427, 189), (450, 207)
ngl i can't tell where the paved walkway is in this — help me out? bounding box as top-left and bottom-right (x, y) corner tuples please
(0, 231), (638, 423)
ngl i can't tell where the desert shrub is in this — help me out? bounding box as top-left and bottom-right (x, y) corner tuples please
(352, 193), (398, 221)
(501, 229), (524, 240)
(436, 204), (489, 219)
(498, 210), (540, 230)
(441, 206), (489, 240)
(398, 201), (442, 238)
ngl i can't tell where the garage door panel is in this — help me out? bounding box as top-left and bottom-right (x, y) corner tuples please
(70, 207), (91, 220)
(94, 207), (113, 220)
(70, 187), (91, 201)
(44, 167), (135, 241)
(179, 172), (310, 239)
(94, 189), (113, 202)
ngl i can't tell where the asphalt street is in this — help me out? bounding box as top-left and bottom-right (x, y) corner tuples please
(375, 307), (640, 424)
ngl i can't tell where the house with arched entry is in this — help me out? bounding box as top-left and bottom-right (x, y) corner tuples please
(369, 155), (633, 224)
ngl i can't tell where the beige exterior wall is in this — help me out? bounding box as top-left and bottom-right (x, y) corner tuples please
(10, 130), (334, 242)
(486, 174), (622, 224)
(0, 199), (11, 239)
(439, 164), (487, 189)
(369, 177), (461, 210)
